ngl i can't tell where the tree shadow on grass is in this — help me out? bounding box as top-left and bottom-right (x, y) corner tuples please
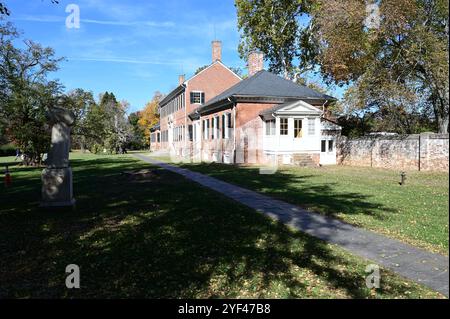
(178, 162), (396, 222)
(0, 156), (427, 298)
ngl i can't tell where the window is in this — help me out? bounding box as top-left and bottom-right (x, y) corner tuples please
(226, 113), (232, 138)
(157, 132), (160, 143)
(190, 91), (205, 104)
(189, 125), (193, 141)
(328, 140), (334, 152)
(204, 119), (209, 139)
(308, 118), (315, 135)
(265, 120), (276, 135)
(202, 120), (205, 138)
(321, 140), (326, 152)
(280, 118), (288, 135)
(294, 119), (303, 138)
(214, 116), (219, 139)
(222, 115), (226, 139)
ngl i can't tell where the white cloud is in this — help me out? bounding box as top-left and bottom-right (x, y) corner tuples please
(12, 15), (175, 28)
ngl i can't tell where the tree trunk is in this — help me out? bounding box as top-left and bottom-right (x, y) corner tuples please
(434, 84), (449, 133)
(437, 112), (449, 133)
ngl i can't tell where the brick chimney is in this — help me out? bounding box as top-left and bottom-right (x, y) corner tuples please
(178, 74), (185, 85)
(248, 51), (264, 76)
(212, 40), (222, 62)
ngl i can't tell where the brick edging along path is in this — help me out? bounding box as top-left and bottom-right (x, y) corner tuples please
(133, 154), (449, 297)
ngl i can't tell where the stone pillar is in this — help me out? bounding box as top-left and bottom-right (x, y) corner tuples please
(41, 101), (76, 208)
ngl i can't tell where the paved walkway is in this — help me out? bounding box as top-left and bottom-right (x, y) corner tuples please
(133, 154), (449, 296)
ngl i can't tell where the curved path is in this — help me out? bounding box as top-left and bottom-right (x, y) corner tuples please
(133, 154), (449, 297)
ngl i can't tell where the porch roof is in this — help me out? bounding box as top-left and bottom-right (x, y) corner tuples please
(259, 100), (323, 120)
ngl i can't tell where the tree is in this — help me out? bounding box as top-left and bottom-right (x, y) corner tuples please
(1, 1), (59, 16)
(138, 92), (163, 146)
(236, 0), (449, 133)
(84, 92), (132, 154)
(128, 111), (147, 150)
(65, 88), (96, 152)
(303, 0), (449, 132)
(0, 21), (64, 165)
(235, 0), (307, 78)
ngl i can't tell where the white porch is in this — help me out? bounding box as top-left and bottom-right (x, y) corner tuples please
(261, 100), (340, 165)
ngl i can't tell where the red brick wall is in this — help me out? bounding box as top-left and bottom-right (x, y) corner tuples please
(235, 103), (277, 164)
(158, 62), (240, 158)
(186, 63), (240, 115)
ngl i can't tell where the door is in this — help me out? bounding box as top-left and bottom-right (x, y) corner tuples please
(320, 138), (336, 165)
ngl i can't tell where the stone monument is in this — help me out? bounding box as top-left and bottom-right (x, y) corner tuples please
(41, 97), (76, 207)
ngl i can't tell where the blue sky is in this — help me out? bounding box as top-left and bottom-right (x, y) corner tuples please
(5, 0), (342, 113)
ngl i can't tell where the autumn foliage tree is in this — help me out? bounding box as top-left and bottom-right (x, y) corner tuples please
(138, 91), (164, 146)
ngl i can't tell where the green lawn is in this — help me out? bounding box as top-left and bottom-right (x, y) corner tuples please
(0, 153), (444, 298)
(149, 156), (449, 255)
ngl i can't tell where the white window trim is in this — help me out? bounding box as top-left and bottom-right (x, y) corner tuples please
(191, 91), (204, 105)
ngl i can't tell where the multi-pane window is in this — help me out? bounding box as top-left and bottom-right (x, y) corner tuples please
(190, 91), (205, 104)
(173, 126), (184, 142)
(308, 118), (315, 135)
(160, 92), (185, 118)
(321, 140), (326, 152)
(294, 119), (303, 138)
(280, 118), (288, 135)
(265, 120), (276, 135)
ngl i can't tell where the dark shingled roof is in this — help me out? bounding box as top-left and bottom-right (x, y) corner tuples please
(199, 70), (335, 111)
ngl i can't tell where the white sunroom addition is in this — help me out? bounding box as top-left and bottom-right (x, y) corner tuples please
(261, 100), (341, 165)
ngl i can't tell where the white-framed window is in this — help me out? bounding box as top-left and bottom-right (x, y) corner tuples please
(190, 91), (205, 104)
(222, 114), (226, 139)
(225, 113), (232, 139)
(213, 116), (219, 139)
(265, 119), (276, 135)
(280, 118), (288, 135)
(308, 118), (316, 135)
(204, 119), (209, 139)
(294, 119), (303, 138)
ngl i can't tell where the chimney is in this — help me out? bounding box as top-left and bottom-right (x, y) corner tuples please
(178, 74), (185, 85)
(248, 51), (264, 76)
(212, 40), (222, 62)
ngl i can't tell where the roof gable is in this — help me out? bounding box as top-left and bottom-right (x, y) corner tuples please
(260, 100), (322, 120)
(276, 100), (322, 115)
(159, 60), (241, 107)
(186, 60), (242, 84)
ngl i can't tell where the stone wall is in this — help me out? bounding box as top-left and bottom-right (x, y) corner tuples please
(337, 133), (449, 172)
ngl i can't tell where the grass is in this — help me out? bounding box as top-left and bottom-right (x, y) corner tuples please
(0, 153), (445, 298)
(149, 155), (449, 255)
